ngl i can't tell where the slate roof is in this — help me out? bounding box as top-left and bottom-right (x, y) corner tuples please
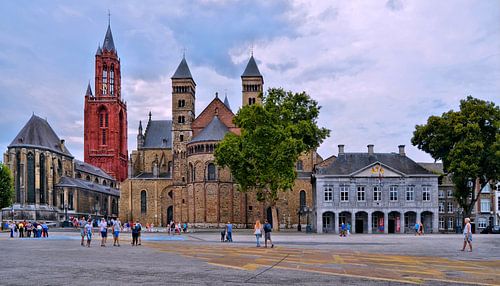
(102, 24), (116, 52)
(190, 116), (229, 143)
(172, 57), (193, 79)
(241, 55), (262, 77)
(316, 153), (436, 176)
(74, 160), (114, 181)
(95, 45), (102, 56)
(8, 115), (73, 157)
(85, 83), (93, 96)
(418, 163), (444, 175)
(223, 95), (231, 111)
(55, 176), (120, 196)
(143, 120), (173, 148)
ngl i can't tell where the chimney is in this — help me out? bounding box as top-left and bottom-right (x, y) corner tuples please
(338, 144), (345, 155)
(367, 144), (374, 155)
(60, 139), (65, 151)
(398, 145), (405, 156)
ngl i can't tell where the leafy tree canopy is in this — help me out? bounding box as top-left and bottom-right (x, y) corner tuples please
(0, 163), (15, 209)
(215, 87), (330, 206)
(412, 96), (500, 215)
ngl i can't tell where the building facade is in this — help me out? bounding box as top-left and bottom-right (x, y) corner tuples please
(120, 56), (319, 228)
(84, 23), (128, 182)
(2, 115), (119, 222)
(313, 145), (439, 234)
(419, 163), (460, 233)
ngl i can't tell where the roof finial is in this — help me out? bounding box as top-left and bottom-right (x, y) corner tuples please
(108, 9), (111, 26)
(182, 46), (187, 59)
(251, 42), (254, 57)
(148, 111), (152, 121)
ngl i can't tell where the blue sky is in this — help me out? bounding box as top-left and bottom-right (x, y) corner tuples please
(0, 0), (499, 162)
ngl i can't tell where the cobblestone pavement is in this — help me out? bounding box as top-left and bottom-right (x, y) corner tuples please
(0, 230), (498, 285)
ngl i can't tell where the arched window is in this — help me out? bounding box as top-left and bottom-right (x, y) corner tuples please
(76, 172), (82, 179)
(296, 160), (303, 171)
(59, 192), (64, 207)
(189, 163), (193, 183)
(207, 163), (216, 181)
(102, 65), (108, 95)
(300, 190), (306, 207)
(112, 198), (118, 214)
(86, 175), (91, 181)
(57, 159), (62, 177)
(103, 180), (107, 186)
(99, 108), (109, 145)
(27, 152), (35, 203)
(110, 64), (115, 95)
(94, 177), (99, 184)
(141, 190), (147, 214)
(39, 153), (46, 204)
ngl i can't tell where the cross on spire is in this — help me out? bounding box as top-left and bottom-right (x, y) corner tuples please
(108, 10), (111, 25)
(182, 47), (187, 59)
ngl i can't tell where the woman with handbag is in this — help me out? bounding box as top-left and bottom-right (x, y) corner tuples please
(254, 220), (262, 247)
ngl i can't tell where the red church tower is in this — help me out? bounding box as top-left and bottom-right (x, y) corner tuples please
(84, 23), (128, 182)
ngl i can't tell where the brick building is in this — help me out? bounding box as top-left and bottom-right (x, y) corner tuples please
(120, 56), (320, 228)
(84, 23), (128, 182)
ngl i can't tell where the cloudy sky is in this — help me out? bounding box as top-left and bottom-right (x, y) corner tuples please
(0, 1), (499, 163)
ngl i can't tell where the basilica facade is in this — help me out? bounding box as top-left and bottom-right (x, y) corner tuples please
(119, 56), (321, 228)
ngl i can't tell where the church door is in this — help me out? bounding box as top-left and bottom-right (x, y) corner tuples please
(167, 206), (173, 224)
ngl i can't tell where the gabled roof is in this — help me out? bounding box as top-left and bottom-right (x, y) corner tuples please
(143, 120), (173, 149)
(241, 55), (262, 77)
(316, 153), (435, 176)
(190, 116), (229, 143)
(223, 95), (231, 111)
(55, 176), (119, 196)
(8, 115), (73, 157)
(172, 57), (193, 80)
(74, 160), (114, 181)
(102, 24), (116, 52)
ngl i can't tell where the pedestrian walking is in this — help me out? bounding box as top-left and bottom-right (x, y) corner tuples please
(84, 220), (93, 247)
(26, 221), (33, 238)
(414, 222), (419, 235)
(226, 222), (233, 242)
(79, 217), (86, 246)
(254, 220), (262, 247)
(136, 220), (142, 245)
(36, 224), (42, 238)
(112, 218), (122, 247)
(9, 221), (14, 238)
(131, 221), (139, 246)
(419, 222), (424, 235)
(18, 221), (24, 238)
(347, 223), (351, 236)
(340, 222), (346, 237)
(220, 227), (226, 242)
(461, 217), (473, 252)
(99, 219), (108, 247)
(263, 220), (274, 248)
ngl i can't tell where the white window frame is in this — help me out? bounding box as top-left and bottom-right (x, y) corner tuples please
(447, 189), (453, 198)
(438, 190), (444, 198)
(480, 199), (490, 213)
(324, 187), (333, 202)
(478, 218), (487, 228)
(389, 186), (398, 201)
(447, 217), (454, 230)
(373, 186), (381, 202)
(406, 186), (414, 201)
(340, 185), (349, 202)
(447, 202), (453, 213)
(422, 186), (431, 201)
(357, 186), (365, 202)
(439, 217), (445, 229)
(439, 202), (444, 213)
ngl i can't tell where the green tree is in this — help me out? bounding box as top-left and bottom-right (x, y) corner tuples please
(0, 162), (15, 209)
(412, 96), (500, 217)
(215, 88), (330, 230)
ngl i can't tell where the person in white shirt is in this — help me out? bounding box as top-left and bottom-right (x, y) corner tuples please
(112, 218), (122, 247)
(99, 219), (108, 247)
(84, 220), (93, 247)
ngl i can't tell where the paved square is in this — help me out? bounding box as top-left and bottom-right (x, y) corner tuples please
(0, 230), (499, 285)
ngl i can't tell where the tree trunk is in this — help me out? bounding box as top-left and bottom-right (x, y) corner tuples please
(271, 205), (279, 232)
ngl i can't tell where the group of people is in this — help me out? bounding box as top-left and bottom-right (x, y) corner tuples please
(168, 221), (188, 235)
(6, 221), (49, 238)
(78, 217), (126, 247)
(339, 222), (351, 237)
(220, 222), (233, 242)
(414, 221), (425, 235)
(253, 220), (274, 248)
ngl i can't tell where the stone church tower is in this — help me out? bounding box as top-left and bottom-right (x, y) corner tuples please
(241, 55), (263, 106)
(84, 23), (128, 182)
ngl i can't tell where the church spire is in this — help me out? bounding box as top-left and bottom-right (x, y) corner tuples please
(241, 55), (262, 78)
(172, 57), (193, 80)
(102, 23), (116, 52)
